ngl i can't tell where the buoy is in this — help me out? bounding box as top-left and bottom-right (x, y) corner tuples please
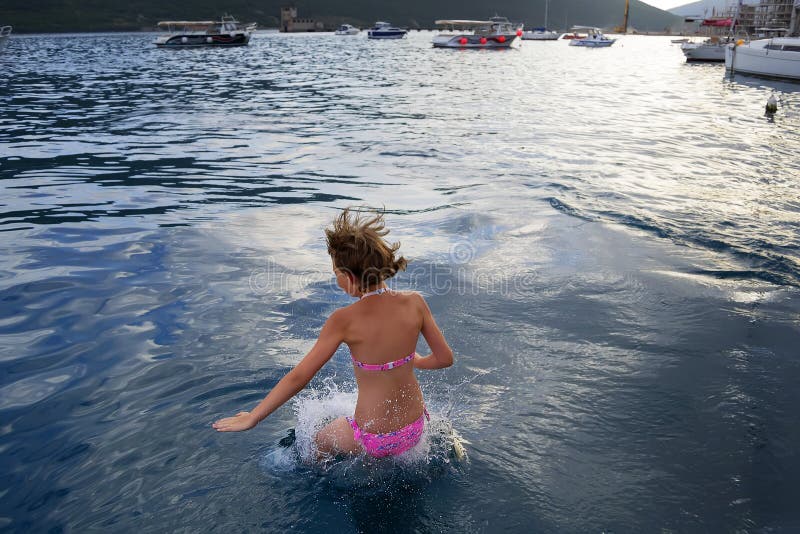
(736, 39), (744, 46)
(181, 36), (188, 43)
(459, 37), (468, 45)
(766, 94), (778, 114)
(516, 29), (523, 37)
(497, 35), (506, 43)
(206, 37), (213, 43)
(480, 37), (487, 45)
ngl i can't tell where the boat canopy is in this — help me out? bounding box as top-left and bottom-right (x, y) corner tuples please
(571, 26), (602, 31)
(435, 19), (494, 27)
(701, 18), (733, 27)
(157, 21), (216, 26)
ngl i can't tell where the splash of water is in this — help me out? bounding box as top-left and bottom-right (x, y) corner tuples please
(260, 377), (468, 492)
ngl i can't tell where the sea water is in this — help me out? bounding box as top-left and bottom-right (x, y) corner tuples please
(1, 31), (800, 532)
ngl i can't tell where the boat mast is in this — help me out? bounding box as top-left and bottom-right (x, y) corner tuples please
(545, 0), (549, 29)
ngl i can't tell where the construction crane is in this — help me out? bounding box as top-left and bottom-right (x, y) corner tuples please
(614, 0), (630, 34)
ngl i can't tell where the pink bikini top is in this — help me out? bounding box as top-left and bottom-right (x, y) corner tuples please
(351, 286), (415, 372)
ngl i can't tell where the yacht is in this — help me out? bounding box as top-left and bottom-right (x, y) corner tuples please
(335, 24), (360, 35)
(154, 15), (255, 47)
(433, 17), (522, 49)
(0, 26), (11, 51)
(726, 37), (800, 80)
(367, 22), (407, 39)
(568, 27), (616, 47)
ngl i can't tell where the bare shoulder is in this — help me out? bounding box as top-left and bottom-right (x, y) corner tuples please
(390, 290), (428, 314)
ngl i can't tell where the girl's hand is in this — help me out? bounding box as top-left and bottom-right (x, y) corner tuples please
(212, 411), (256, 432)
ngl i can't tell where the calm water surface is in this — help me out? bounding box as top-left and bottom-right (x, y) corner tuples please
(1, 31), (799, 532)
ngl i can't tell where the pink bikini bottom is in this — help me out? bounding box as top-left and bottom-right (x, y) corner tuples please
(346, 409), (430, 458)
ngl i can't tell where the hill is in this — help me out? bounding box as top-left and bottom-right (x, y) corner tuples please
(3, 0), (680, 33)
(668, 0), (757, 18)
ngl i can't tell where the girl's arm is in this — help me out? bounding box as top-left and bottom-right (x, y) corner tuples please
(413, 294), (454, 370)
(213, 310), (346, 432)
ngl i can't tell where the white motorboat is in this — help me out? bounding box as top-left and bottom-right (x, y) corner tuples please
(726, 37), (800, 80)
(335, 24), (359, 36)
(154, 15), (255, 47)
(433, 17), (522, 49)
(0, 25), (11, 51)
(522, 28), (559, 40)
(367, 21), (407, 39)
(568, 27), (616, 47)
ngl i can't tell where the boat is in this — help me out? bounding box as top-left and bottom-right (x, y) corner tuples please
(432, 17), (522, 49)
(154, 15), (255, 47)
(681, 17), (737, 62)
(335, 24), (360, 35)
(724, 2), (800, 80)
(726, 37), (800, 80)
(522, 28), (559, 40)
(367, 21), (407, 39)
(568, 27), (616, 47)
(672, 38), (690, 44)
(0, 25), (11, 51)
(522, 0), (558, 40)
(682, 36), (730, 61)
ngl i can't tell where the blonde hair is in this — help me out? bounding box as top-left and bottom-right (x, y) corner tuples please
(325, 208), (407, 289)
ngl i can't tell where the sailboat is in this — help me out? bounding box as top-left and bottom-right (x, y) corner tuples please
(725, 1), (800, 80)
(522, 0), (559, 40)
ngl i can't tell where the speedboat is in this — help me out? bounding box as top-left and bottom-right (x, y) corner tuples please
(154, 15), (255, 47)
(335, 24), (359, 35)
(522, 28), (559, 41)
(432, 17), (522, 49)
(726, 37), (800, 80)
(0, 26), (11, 51)
(568, 27), (616, 47)
(367, 22), (407, 39)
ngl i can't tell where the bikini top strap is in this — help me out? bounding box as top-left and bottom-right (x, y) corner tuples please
(351, 351), (415, 371)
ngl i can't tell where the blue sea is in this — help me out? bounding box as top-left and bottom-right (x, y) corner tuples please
(1, 31), (800, 532)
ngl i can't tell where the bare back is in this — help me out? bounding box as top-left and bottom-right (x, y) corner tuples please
(339, 291), (425, 433)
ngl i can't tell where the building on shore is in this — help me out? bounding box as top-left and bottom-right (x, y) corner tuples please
(280, 6), (325, 32)
(735, 0), (797, 35)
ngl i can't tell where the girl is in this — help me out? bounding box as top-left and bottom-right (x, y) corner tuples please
(213, 209), (453, 458)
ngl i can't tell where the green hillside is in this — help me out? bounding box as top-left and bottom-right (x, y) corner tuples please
(2, 0), (679, 33)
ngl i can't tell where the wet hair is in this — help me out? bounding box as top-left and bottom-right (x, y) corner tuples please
(325, 208), (407, 289)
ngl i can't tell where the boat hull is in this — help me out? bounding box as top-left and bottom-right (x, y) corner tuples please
(569, 39), (615, 47)
(521, 31), (559, 41)
(367, 31), (407, 39)
(155, 33), (251, 47)
(725, 39), (800, 80)
(432, 34), (521, 49)
(681, 42), (726, 62)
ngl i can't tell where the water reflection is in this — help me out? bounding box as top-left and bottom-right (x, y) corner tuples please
(1, 32), (800, 532)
